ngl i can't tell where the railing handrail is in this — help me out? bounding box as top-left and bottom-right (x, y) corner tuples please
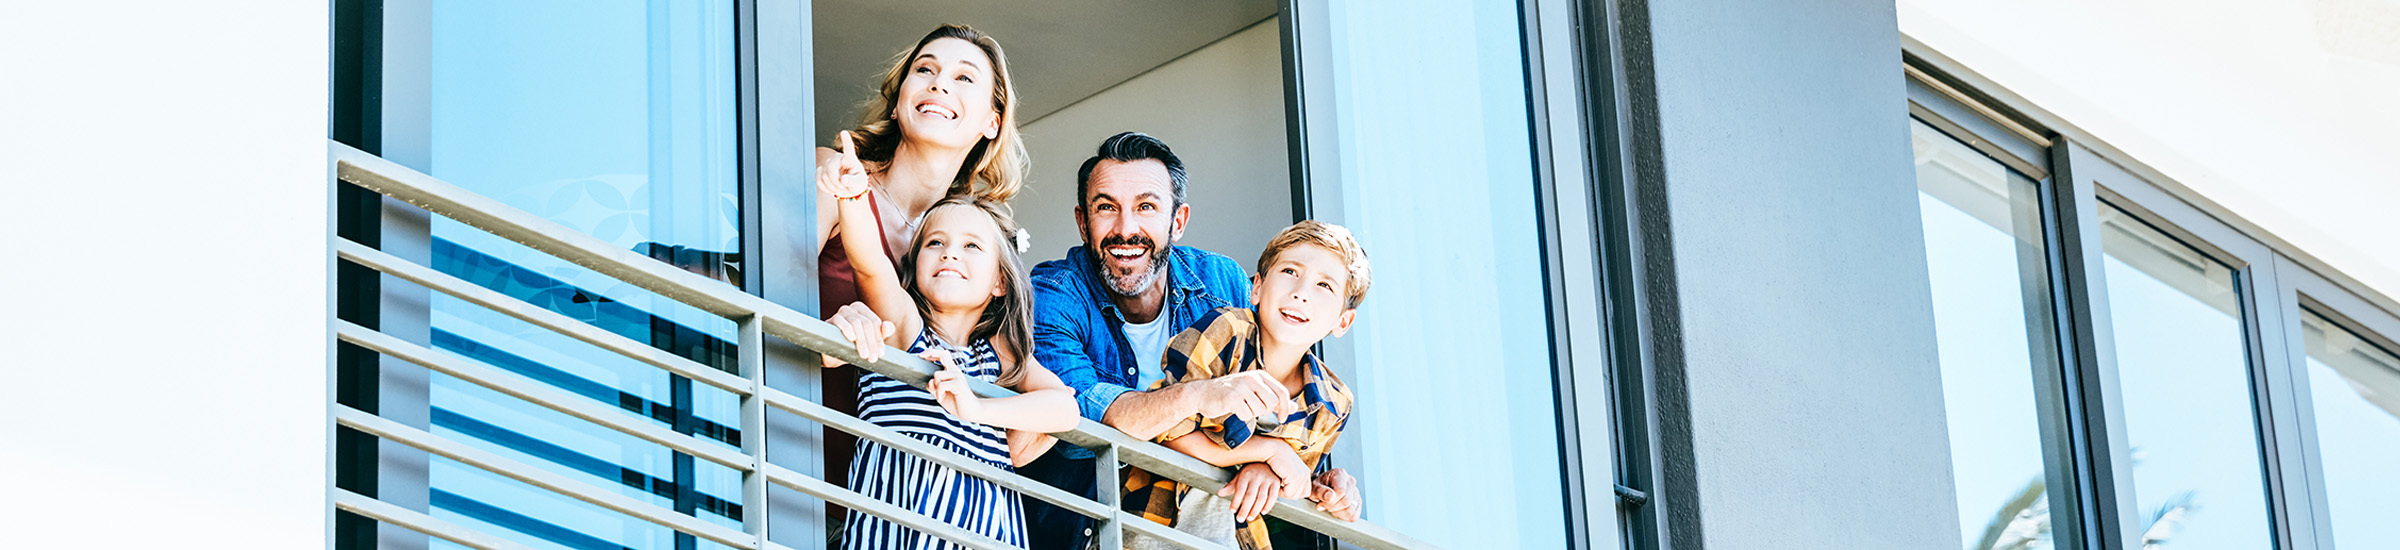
(327, 141), (1439, 550)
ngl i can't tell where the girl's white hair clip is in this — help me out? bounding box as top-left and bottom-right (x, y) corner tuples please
(1013, 228), (1031, 254)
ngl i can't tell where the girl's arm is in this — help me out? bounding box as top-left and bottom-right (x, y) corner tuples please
(926, 346), (1080, 437)
(1006, 429), (1058, 468)
(818, 131), (921, 348)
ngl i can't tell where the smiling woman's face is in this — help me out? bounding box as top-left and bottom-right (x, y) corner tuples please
(894, 37), (1000, 150)
(912, 204), (1009, 310)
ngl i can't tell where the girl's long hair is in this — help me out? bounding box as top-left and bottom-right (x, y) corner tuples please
(844, 24), (1027, 203)
(898, 197), (1034, 386)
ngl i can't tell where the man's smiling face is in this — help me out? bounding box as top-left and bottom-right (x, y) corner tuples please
(1076, 158), (1186, 297)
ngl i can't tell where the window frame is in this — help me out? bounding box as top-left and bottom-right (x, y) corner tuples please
(1906, 34), (2400, 550)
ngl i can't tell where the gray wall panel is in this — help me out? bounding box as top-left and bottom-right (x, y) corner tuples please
(1642, 1), (1961, 547)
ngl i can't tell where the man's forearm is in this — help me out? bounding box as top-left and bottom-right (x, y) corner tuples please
(1099, 384), (1194, 441)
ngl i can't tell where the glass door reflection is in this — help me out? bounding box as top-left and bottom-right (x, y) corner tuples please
(416, 1), (745, 549)
(2299, 309), (2400, 548)
(2098, 203), (2272, 550)
(1909, 118), (2068, 550)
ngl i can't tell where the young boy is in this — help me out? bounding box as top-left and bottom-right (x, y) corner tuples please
(1123, 220), (1372, 550)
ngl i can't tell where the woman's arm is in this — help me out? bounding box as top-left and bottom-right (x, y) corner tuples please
(818, 131), (921, 347)
(814, 147), (841, 245)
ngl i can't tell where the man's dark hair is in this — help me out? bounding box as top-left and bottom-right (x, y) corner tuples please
(1075, 132), (1187, 209)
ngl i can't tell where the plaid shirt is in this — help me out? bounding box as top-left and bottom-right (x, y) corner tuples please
(1123, 307), (1354, 550)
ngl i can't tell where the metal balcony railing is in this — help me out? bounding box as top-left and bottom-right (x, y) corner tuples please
(326, 141), (1439, 550)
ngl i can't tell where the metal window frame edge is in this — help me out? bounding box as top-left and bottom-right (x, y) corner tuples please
(1906, 34), (2358, 550)
(1576, 0), (1684, 549)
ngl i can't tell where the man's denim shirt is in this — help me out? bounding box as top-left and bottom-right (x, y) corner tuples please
(1031, 245), (1251, 460)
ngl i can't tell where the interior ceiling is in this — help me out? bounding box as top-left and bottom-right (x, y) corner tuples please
(811, 0), (1278, 138)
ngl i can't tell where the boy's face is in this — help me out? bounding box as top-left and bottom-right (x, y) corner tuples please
(1251, 242), (1358, 345)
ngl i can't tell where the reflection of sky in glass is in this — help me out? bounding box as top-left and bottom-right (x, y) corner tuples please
(2102, 208), (2270, 550)
(2300, 312), (2400, 548)
(1912, 118), (2054, 550)
(415, 1), (741, 548)
(1320, 0), (1564, 547)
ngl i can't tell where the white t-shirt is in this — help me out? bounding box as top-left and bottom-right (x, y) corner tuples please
(1121, 312), (1174, 391)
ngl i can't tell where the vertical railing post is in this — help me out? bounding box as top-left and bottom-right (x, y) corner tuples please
(739, 315), (769, 549)
(1095, 444), (1123, 549)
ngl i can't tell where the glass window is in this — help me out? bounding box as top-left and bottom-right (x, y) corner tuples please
(2099, 203), (2271, 549)
(1309, 2), (1569, 547)
(1908, 119), (2065, 550)
(415, 1), (744, 548)
(2299, 309), (2400, 547)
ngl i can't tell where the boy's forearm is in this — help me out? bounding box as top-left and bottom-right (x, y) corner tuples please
(1163, 432), (1289, 468)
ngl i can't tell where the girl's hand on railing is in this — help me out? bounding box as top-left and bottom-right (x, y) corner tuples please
(1220, 462), (1284, 522)
(1311, 468), (1362, 522)
(827, 302), (896, 365)
(924, 349), (983, 422)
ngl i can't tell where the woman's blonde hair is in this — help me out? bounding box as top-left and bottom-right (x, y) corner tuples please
(846, 24), (1027, 203)
(899, 197), (1035, 386)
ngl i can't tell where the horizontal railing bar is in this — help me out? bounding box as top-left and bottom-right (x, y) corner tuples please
(1109, 510), (1232, 550)
(335, 145), (762, 320)
(758, 463), (1017, 550)
(758, 387), (1114, 521)
(334, 406), (759, 550)
(334, 320), (752, 472)
(335, 489), (543, 550)
(334, 239), (752, 396)
(334, 141), (1439, 550)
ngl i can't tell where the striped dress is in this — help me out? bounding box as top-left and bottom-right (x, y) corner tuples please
(841, 327), (1027, 550)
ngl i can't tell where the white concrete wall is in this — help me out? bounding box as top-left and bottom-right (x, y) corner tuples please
(1012, 18), (1292, 270)
(0, 2), (329, 548)
(1901, 0), (2400, 306)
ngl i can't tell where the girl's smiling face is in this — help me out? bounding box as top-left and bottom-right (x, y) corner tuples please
(912, 204), (1010, 311)
(894, 37), (1001, 150)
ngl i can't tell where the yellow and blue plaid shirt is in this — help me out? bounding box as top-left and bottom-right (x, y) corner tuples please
(1123, 306), (1354, 550)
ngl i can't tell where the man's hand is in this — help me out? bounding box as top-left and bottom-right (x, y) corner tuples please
(827, 302), (895, 365)
(1218, 462), (1284, 522)
(1186, 370), (1291, 422)
(1310, 468), (1362, 522)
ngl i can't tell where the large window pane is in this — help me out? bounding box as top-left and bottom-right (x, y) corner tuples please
(2099, 204), (2270, 549)
(418, 1), (743, 548)
(1314, 1), (1567, 547)
(1909, 119), (2064, 550)
(2300, 310), (2400, 547)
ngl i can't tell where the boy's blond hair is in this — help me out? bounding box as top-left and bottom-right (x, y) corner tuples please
(1255, 220), (1372, 310)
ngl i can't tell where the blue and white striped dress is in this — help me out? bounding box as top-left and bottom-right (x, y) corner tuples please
(841, 327), (1027, 550)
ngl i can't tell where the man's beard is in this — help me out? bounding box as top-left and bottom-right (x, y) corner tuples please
(1095, 232), (1172, 298)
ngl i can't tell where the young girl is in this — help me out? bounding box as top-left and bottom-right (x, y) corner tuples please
(820, 131), (1077, 550)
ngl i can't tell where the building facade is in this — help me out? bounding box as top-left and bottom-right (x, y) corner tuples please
(5, 1), (2395, 549)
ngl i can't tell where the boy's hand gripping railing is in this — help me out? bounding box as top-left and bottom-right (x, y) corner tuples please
(326, 141), (1440, 550)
